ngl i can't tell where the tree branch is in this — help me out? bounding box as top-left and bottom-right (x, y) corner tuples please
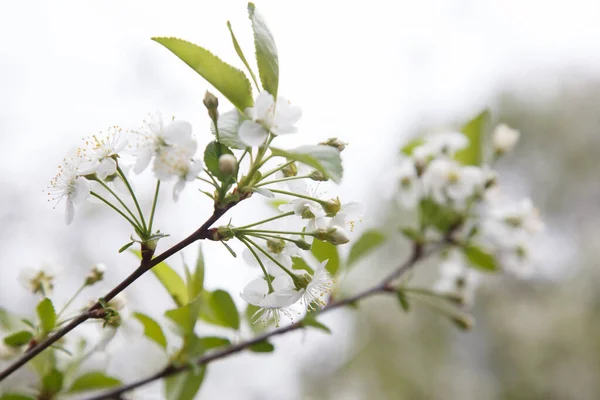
(0, 201), (240, 382)
(87, 241), (443, 400)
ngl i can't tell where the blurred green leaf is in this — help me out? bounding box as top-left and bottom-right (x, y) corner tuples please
(0, 308), (13, 330)
(291, 257), (314, 274)
(400, 227), (422, 242)
(133, 312), (167, 350)
(270, 146), (343, 183)
(3, 331), (32, 347)
(152, 37), (253, 111)
(396, 291), (410, 312)
(312, 239), (340, 275)
(227, 21), (259, 90)
(419, 198), (463, 232)
(249, 340), (274, 353)
(131, 250), (188, 307)
(455, 110), (489, 166)
(245, 304), (270, 333)
(68, 372), (121, 393)
(463, 245), (498, 272)
(347, 230), (386, 267)
(199, 290), (240, 330)
(41, 369), (63, 396)
(401, 138), (426, 155)
(0, 394), (35, 400)
(165, 366), (206, 400)
(302, 315), (331, 334)
(198, 336), (231, 351)
(165, 297), (202, 336)
(36, 298), (56, 335)
(204, 141), (235, 182)
(248, 2), (279, 98)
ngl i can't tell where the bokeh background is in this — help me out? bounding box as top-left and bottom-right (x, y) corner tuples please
(1, 0), (599, 399)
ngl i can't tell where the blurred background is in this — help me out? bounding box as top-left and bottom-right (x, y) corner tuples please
(1, 0), (600, 399)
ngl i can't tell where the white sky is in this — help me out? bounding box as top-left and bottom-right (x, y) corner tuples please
(1, 0), (599, 398)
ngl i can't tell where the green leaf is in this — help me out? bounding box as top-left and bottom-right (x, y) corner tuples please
(152, 37), (253, 111)
(347, 230), (386, 267)
(291, 257), (313, 274)
(401, 138), (426, 156)
(245, 304), (269, 333)
(248, 3), (279, 98)
(36, 298), (56, 334)
(68, 372), (121, 393)
(400, 227), (422, 242)
(198, 290), (240, 330)
(118, 241), (135, 253)
(227, 21), (259, 90)
(165, 297), (202, 336)
(191, 244), (205, 299)
(41, 369), (63, 396)
(165, 366), (206, 400)
(311, 239), (340, 275)
(204, 141), (235, 182)
(302, 315), (331, 334)
(249, 340), (274, 353)
(0, 394), (35, 400)
(0, 308), (13, 330)
(198, 336), (231, 351)
(270, 146), (343, 183)
(3, 331), (32, 347)
(131, 250), (188, 307)
(455, 110), (489, 166)
(396, 291), (410, 312)
(463, 245), (498, 272)
(133, 312), (167, 350)
(209, 110), (247, 150)
(419, 198), (463, 232)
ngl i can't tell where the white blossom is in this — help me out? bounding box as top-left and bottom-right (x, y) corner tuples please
(240, 275), (303, 326)
(18, 264), (61, 296)
(392, 160), (422, 208)
(427, 131), (469, 157)
(422, 159), (484, 206)
(433, 252), (478, 307)
(80, 127), (129, 179)
(492, 124), (520, 154)
(299, 260), (334, 310)
(239, 91), (302, 146)
(242, 239), (298, 277)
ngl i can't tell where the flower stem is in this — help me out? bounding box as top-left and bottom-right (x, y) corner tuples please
(91, 192), (140, 230)
(94, 179), (142, 228)
(117, 166), (147, 234)
(235, 212), (295, 230)
(238, 237), (274, 292)
(243, 236), (297, 279)
(56, 284), (86, 320)
(239, 229), (315, 237)
(147, 180), (161, 234)
(268, 188), (327, 206)
(255, 175), (311, 188)
(197, 176), (218, 188)
(259, 161), (294, 182)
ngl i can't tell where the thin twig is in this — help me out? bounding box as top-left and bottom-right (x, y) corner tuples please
(87, 241), (445, 400)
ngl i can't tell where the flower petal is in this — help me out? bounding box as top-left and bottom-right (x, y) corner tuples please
(164, 121), (192, 145)
(70, 177), (91, 205)
(239, 121), (268, 146)
(254, 91), (275, 121)
(65, 199), (75, 225)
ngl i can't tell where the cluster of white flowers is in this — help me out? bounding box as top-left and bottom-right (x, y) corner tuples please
(47, 115), (202, 225)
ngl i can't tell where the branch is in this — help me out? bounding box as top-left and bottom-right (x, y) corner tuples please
(87, 241), (443, 400)
(0, 201), (240, 382)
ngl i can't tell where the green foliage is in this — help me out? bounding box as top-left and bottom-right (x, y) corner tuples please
(311, 239), (340, 275)
(131, 250), (188, 307)
(455, 110), (489, 166)
(270, 146), (343, 183)
(204, 141), (235, 182)
(67, 372), (121, 393)
(249, 340), (275, 353)
(198, 290), (240, 330)
(184, 244), (205, 302)
(165, 366), (206, 400)
(347, 229), (386, 267)
(152, 37), (253, 111)
(36, 298), (56, 335)
(419, 198), (463, 232)
(401, 138), (426, 155)
(227, 21), (259, 89)
(165, 297), (202, 336)
(198, 336), (231, 351)
(463, 245), (498, 272)
(396, 291), (410, 312)
(0, 395), (34, 400)
(248, 3), (279, 98)
(209, 110), (246, 150)
(3, 330), (32, 347)
(291, 256), (313, 274)
(399, 227), (422, 242)
(41, 369), (63, 397)
(133, 312), (167, 350)
(302, 315), (331, 334)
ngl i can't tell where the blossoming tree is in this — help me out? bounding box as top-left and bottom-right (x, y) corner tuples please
(0, 4), (543, 399)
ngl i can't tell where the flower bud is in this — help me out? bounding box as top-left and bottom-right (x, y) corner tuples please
(203, 91), (219, 123)
(85, 263), (106, 286)
(320, 137), (347, 152)
(266, 239), (286, 254)
(294, 239), (312, 250)
(450, 314), (475, 331)
(492, 124), (520, 154)
(309, 171), (328, 182)
(315, 225), (350, 245)
(322, 197), (341, 217)
(281, 162), (298, 177)
(218, 154), (238, 177)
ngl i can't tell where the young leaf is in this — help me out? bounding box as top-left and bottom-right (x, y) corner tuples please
(192, 244), (205, 298)
(3, 331), (33, 347)
(347, 229), (386, 267)
(165, 366), (206, 400)
(204, 141), (235, 182)
(133, 312), (167, 350)
(41, 369), (64, 396)
(311, 239), (340, 275)
(419, 198), (463, 233)
(165, 297), (202, 336)
(152, 37), (253, 111)
(199, 290), (240, 330)
(118, 241), (135, 253)
(270, 146), (343, 183)
(130, 250), (188, 307)
(463, 245), (498, 272)
(36, 298), (56, 334)
(67, 372), (121, 393)
(248, 3), (279, 98)
(291, 257), (314, 274)
(400, 138), (426, 156)
(396, 291), (410, 312)
(455, 110), (489, 166)
(198, 336), (231, 351)
(399, 227), (422, 242)
(227, 21), (259, 90)
(249, 340), (274, 353)
(302, 315), (331, 334)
